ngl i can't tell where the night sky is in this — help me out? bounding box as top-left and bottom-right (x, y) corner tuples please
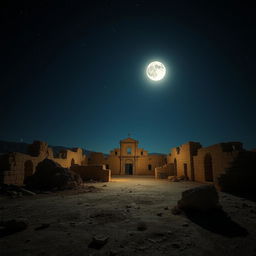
(1, 1), (256, 153)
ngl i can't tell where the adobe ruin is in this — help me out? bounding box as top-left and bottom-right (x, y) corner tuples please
(0, 137), (251, 188)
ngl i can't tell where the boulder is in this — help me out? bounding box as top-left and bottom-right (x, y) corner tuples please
(168, 176), (179, 182)
(0, 219), (28, 237)
(177, 185), (221, 212)
(26, 159), (82, 190)
(177, 175), (189, 181)
(137, 221), (147, 231)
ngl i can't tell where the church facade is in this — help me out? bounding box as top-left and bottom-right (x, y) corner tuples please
(88, 138), (166, 175)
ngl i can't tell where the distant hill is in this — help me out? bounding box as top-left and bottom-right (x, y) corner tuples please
(0, 140), (92, 156)
(0, 141), (163, 157)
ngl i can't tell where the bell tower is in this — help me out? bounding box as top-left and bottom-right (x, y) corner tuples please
(119, 137), (139, 175)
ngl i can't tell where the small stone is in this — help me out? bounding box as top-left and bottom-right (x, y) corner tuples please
(242, 203), (251, 208)
(138, 246), (147, 250)
(171, 206), (181, 215)
(157, 213), (163, 217)
(0, 219), (28, 235)
(109, 249), (118, 256)
(20, 188), (36, 196)
(34, 223), (50, 231)
(88, 235), (109, 249)
(137, 221), (147, 231)
(147, 238), (157, 243)
(102, 184), (107, 187)
(172, 243), (180, 248)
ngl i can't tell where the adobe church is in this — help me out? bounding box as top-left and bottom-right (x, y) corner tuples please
(88, 138), (166, 175)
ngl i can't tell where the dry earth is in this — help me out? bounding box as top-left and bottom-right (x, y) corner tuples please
(1, 176), (256, 256)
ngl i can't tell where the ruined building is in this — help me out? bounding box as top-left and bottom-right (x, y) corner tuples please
(0, 141), (87, 185)
(0, 137), (249, 187)
(156, 141), (244, 185)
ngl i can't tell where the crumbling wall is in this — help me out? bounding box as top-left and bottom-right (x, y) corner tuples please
(0, 152), (45, 185)
(168, 142), (202, 180)
(52, 148), (86, 167)
(106, 155), (120, 175)
(136, 154), (166, 175)
(155, 163), (175, 179)
(71, 165), (111, 182)
(0, 141), (87, 186)
(87, 152), (105, 166)
(193, 142), (243, 184)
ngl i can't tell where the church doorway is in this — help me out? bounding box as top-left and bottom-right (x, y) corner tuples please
(125, 164), (133, 175)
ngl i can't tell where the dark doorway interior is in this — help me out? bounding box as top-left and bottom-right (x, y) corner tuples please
(174, 158), (177, 176)
(184, 163), (188, 178)
(125, 164), (133, 175)
(24, 160), (33, 183)
(204, 154), (214, 182)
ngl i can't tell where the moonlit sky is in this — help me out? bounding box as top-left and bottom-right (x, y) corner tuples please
(1, 1), (256, 153)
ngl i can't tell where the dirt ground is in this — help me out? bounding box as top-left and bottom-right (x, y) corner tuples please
(1, 176), (256, 256)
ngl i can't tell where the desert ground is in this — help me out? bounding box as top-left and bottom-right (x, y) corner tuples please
(1, 176), (256, 256)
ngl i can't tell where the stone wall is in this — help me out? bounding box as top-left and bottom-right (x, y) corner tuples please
(88, 152), (105, 166)
(193, 142), (243, 184)
(155, 163), (175, 179)
(167, 142), (202, 180)
(0, 141), (87, 186)
(71, 165), (111, 182)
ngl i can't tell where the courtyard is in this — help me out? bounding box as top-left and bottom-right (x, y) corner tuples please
(1, 176), (256, 256)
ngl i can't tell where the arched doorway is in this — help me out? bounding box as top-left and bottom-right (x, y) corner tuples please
(71, 158), (75, 167)
(24, 160), (33, 183)
(174, 158), (177, 176)
(125, 159), (133, 175)
(204, 154), (213, 182)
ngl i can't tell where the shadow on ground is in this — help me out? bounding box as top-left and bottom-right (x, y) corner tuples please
(185, 209), (248, 237)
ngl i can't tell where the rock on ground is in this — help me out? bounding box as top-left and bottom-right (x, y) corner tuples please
(178, 185), (221, 212)
(26, 159), (82, 190)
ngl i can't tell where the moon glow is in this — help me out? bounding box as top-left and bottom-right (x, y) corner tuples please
(146, 61), (166, 81)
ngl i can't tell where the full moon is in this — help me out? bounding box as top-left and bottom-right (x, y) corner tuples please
(146, 61), (166, 81)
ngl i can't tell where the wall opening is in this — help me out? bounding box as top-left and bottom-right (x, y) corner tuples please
(125, 164), (133, 175)
(183, 163), (188, 178)
(174, 158), (177, 176)
(24, 160), (33, 183)
(204, 154), (214, 182)
(71, 158), (75, 166)
(148, 164), (152, 171)
(127, 147), (132, 155)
